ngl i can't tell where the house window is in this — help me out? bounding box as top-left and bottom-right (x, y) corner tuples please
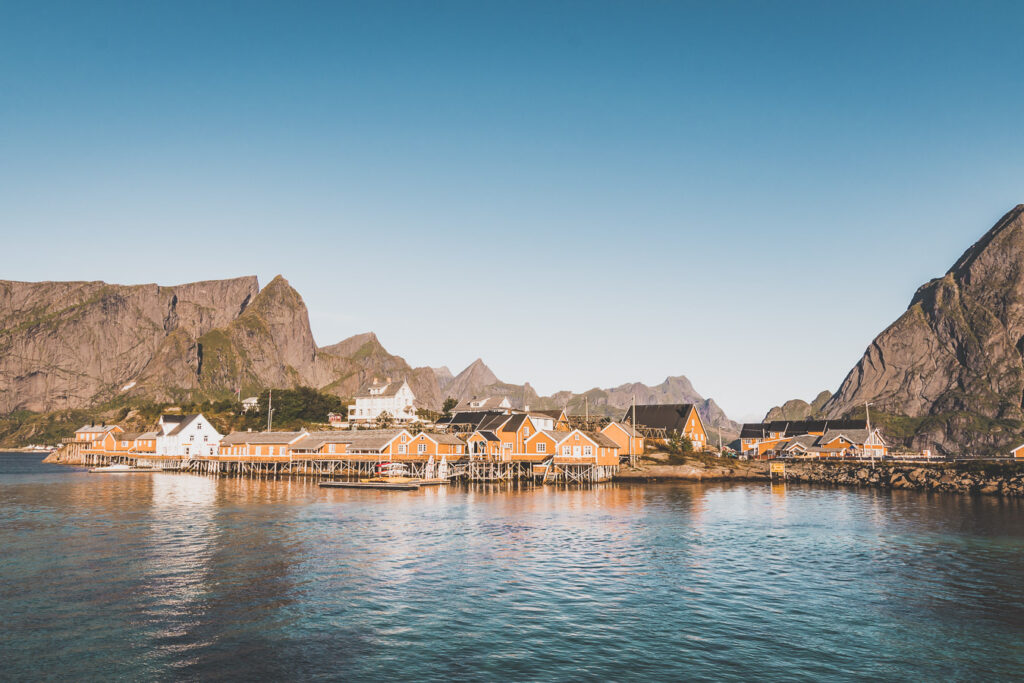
(190, 435), (195, 441)
(537, 443), (547, 453)
(398, 445), (407, 454)
(203, 435), (208, 442)
(524, 427), (530, 437)
(574, 434), (579, 441)
(504, 443), (512, 449)
(562, 446), (571, 456)
(401, 434), (408, 442)
(329, 444), (336, 453)
(583, 446), (593, 456)
(418, 444), (426, 454)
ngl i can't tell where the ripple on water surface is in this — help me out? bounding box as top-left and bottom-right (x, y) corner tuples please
(1, 454), (1024, 681)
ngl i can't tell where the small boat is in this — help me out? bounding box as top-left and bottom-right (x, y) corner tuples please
(374, 462), (410, 477)
(320, 480), (421, 490)
(89, 464), (161, 473)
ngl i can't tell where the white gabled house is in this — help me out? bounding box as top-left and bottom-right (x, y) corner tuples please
(348, 378), (417, 424)
(155, 413), (222, 458)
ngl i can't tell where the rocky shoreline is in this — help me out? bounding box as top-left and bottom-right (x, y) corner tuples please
(617, 458), (1024, 497)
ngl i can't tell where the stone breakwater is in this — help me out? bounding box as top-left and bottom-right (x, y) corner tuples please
(617, 459), (1024, 497)
(784, 462), (1024, 497)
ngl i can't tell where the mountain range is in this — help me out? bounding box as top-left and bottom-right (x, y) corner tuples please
(12, 204), (1022, 453)
(0, 274), (737, 436)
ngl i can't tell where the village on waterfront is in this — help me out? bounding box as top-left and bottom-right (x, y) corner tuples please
(42, 373), (929, 485)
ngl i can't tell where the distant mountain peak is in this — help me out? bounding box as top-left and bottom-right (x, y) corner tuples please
(445, 359), (500, 400)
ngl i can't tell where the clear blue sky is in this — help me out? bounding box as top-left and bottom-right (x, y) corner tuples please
(2, 1), (1023, 420)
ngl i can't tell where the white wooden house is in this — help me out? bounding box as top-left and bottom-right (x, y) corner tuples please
(155, 414), (222, 458)
(347, 378), (416, 424)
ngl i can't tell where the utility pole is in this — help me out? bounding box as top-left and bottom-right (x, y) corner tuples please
(267, 390), (274, 432)
(866, 401), (873, 466)
(630, 394), (637, 468)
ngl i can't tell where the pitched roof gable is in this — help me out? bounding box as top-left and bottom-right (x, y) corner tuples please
(622, 404), (699, 434)
(166, 414), (202, 436)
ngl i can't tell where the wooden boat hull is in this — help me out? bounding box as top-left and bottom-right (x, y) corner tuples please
(319, 481), (421, 490)
(89, 468), (161, 473)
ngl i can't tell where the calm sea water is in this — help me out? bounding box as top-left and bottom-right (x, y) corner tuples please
(2, 453), (1024, 681)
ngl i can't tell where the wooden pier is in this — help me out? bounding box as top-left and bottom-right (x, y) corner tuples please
(61, 448), (616, 485)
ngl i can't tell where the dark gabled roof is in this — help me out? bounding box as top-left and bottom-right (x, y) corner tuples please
(502, 414), (528, 433)
(160, 414), (186, 424)
(477, 413), (513, 432)
(740, 423), (768, 439)
(751, 419), (868, 438)
(622, 404), (698, 434)
(438, 410), (507, 428)
(533, 409), (566, 420)
(167, 414), (202, 436)
(477, 430), (500, 442)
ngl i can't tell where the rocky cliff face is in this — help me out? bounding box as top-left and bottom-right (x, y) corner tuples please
(317, 332), (442, 409)
(432, 366), (454, 391)
(1, 274), (739, 428)
(824, 205), (1024, 453)
(0, 275), (446, 412)
(0, 276), (258, 412)
(764, 391), (832, 422)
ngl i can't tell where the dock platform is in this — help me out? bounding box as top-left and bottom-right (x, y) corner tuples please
(319, 480), (422, 490)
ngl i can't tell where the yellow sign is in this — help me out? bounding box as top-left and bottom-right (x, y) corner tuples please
(770, 462), (786, 475)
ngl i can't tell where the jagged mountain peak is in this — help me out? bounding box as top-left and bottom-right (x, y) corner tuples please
(320, 332), (382, 358)
(946, 204), (1024, 280)
(445, 359), (501, 400)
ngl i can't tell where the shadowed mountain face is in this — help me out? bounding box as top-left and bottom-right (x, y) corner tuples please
(824, 205), (1024, 454)
(0, 274), (736, 429)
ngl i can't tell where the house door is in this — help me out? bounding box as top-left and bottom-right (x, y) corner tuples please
(573, 446), (581, 457)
